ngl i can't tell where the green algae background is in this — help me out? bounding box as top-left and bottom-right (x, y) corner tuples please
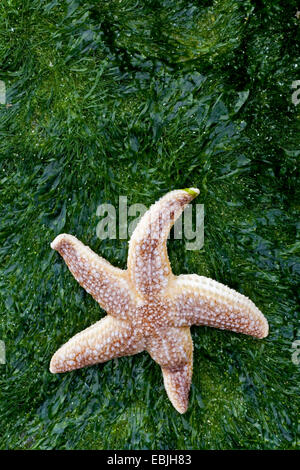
(0, 0), (299, 450)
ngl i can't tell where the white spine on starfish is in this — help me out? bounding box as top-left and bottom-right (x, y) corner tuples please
(166, 274), (268, 338)
(127, 189), (199, 299)
(50, 316), (145, 373)
(51, 234), (137, 318)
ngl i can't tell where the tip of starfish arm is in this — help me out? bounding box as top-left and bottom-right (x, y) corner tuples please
(49, 351), (67, 373)
(174, 402), (188, 414)
(260, 316), (269, 338)
(50, 233), (76, 250)
(51, 233), (67, 250)
(167, 391), (189, 414)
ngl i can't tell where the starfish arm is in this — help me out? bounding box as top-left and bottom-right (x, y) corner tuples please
(127, 188), (199, 299)
(50, 315), (145, 373)
(51, 234), (136, 317)
(146, 327), (193, 413)
(166, 274), (269, 338)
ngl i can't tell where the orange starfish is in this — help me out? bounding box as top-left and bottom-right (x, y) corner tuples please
(50, 189), (268, 413)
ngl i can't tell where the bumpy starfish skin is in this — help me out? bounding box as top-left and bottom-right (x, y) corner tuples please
(50, 188), (268, 413)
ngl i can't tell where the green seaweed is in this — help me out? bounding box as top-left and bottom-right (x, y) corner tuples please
(0, 0), (299, 450)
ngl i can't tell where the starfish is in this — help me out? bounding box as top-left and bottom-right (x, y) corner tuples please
(50, 188), (268, 413)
